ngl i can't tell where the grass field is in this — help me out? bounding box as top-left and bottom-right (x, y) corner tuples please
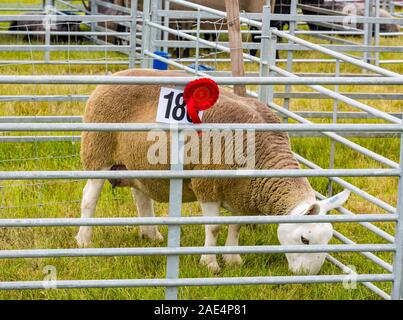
(0, 0), (402, 300)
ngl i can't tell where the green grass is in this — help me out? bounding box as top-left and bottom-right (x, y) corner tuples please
(0, 0), (402, 300)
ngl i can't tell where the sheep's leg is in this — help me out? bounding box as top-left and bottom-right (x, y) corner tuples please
(131, 188), (164, 243)
(76, 179), (105, 247)
(223, 224), (242, 267)
(199, 202), (221, 273)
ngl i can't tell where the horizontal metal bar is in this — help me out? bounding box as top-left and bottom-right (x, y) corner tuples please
(0, 136), (80, 143)
(0, 274), (394, 290)
(273, 94), (403, 101)
(0, 75), (402, 85)
(2, 133), (400, 143)
(0, 244), (396, 259)
(0, 45), (130, 53)
(1, 113), (397, 123)
(0, 214), (396, 228)
(0, 96), (88, 103)
(0, 31), (131, 36)
(0, 116), (82, 123)
(0, 169), (399, 180)
(268, 13), (403, 25)
(0, 15), (133, 22)
(0, 60), (133, 66)
(156, 40), (403, 53)
(0, 123), (401, 132)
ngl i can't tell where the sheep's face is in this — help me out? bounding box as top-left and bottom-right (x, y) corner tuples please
(277, 190), (350, 275)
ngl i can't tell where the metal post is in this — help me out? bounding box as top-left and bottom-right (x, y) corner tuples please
(267, 29), (277, 105)
(363, 0), (374, 65)
(44, 0), (51, 62)
(391, 127), (403, 300)
(150, 0), (161, 53)
(129, 0), (138, 68)
(374, 0), (381, 66)
(91, 0), (97, 42)
(328, 59), (340, 196)
(195, 8), (202, 75)
(163, 0), (170, 53)
(283, 0), (297, 123)
(258, 5), (277, 104)
(390, 0), (395, 15)
(165, 126), (184, 300)
(141, 0), (152, 68)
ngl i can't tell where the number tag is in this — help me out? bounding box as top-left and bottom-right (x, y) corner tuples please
(156, 87), (203, 124)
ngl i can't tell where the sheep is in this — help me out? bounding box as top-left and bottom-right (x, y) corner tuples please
(78, 68), (350, 274)
(8, 13), (83, 43)
(301, 0), (400, 33)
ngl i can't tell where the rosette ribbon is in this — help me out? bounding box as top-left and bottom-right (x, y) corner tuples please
(183, 78), (220, 124)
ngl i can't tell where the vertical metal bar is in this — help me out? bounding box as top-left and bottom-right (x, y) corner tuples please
(374, 0), (381, 66)
(363, 0), (373, 65)
(392, 128), (403, 300)
(44, 0), (51, 62)
(266, 29), (277, 105)
(258, 5), (271, 104)
(165, 126), (184, 300)
(283, 0), (297, 123)
(163, 0), (170, 53)
(328, 59), (340, 197)
(91, 0), (97, 42)
(390, 0), (395, 15)
(141, 0), (152, 68)
(129, 0), (138, 68)
(195, 8), (201, 76)
(150, 0), (160, 52)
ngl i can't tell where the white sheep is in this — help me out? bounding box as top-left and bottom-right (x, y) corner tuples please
(77, 69), (350, 274)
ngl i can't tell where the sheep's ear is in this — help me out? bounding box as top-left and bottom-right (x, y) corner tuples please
(304, 203), (321, 216)
(318, 190), (351, 215)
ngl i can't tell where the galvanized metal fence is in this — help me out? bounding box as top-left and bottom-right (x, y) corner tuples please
(0, 0), (402, 300)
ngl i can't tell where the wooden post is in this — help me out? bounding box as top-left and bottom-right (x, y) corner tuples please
(225, 0), (246, 96)
(271, 0), (276, 13)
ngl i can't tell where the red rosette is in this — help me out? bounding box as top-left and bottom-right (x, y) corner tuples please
(183, 78), (219, 124)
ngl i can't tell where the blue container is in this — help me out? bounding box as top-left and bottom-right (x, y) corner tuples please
(153, 51), (169, 70)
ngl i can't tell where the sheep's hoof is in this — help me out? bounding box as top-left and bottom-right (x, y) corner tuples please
(140, 228), (164, 243)
(75, 228), (92, 248)
(200, 255), (221, 274)
(223, 254), (242, 267)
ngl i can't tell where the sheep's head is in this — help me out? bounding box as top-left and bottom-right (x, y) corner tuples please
(277, 190), (350, 275)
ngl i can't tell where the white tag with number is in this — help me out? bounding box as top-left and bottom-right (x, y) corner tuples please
(156, 87), (203, 124)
